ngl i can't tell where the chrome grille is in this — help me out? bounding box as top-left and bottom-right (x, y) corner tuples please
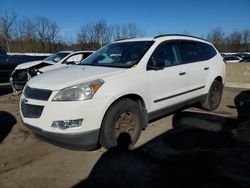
(21, 102), (44, 118)
(24, 86), (52, 101)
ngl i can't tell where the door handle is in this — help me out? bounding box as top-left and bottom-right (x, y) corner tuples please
(204, 67), (209, 70)
(179, 72), (186, 76)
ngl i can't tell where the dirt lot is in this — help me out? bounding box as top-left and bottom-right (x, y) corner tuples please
(0, 85), (250, 188)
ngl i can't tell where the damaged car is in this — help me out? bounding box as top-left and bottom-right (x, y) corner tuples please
(20, 34), (225, 150)
(10, 51), (93, 93)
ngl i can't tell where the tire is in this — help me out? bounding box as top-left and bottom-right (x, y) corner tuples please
(202, 80), (223, 111)
(100, 98), (145, 150)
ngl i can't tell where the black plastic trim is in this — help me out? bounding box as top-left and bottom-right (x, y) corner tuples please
(154, 86), (205, 103)
(149, 95), (205, 121)
(21, 102), (44, 118)
(24, 86), (52, 101)
(23, 122), (100, 150)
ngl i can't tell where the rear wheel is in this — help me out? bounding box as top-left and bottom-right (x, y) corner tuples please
(202, 80), (223, 111)
(100, 98), (145, 150)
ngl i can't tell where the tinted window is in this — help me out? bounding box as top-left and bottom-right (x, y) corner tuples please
(178, 41), (200, 63)
(224, 56), (239, 61)
(149, 42), (179, 68)
(83, 52), (93, 59)
(198, 42), (217, 60)
(0, 47), (7, 56)
(0, 47), (8, 63)
(178, 41), (217, 64)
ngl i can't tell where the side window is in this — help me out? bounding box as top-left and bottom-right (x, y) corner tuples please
(66, 54), (83, 64)
(178, 41), (200, 64)
(148, 43), (179, 68)
(198, 42), (217, 61)
(83, 52), (92, 59)
(0, 47), (7, 56)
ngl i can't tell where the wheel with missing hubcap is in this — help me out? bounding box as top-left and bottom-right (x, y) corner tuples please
(202, 80), (223, 111)
(100, 98), (145, 150)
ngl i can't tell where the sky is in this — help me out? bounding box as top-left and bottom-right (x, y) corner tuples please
(1, 0), (250, 41)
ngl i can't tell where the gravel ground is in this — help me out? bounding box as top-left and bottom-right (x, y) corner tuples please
(0, 85), (250, 188)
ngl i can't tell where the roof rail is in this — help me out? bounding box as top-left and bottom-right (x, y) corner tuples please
(154, 34), (207, 41)
(115, 37), (133, 42)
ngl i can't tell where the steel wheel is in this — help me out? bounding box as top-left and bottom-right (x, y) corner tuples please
(115, 111), (139, 139)
(202, 80), (223, 111)
(100, 99), (145, 149)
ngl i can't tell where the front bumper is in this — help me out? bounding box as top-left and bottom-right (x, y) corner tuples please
(20, 87), (112, 149)
(23, 122), (100, 150)
(10, 69), (29, 93)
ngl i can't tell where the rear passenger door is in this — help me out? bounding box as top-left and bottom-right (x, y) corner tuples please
(177, 40), (210, 98)
(147, 41), (189, 112)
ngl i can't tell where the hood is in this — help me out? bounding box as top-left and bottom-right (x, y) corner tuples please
(28, 65), (126, 90)
(39, 63), (67, 73)
(15, 60), (54, 70)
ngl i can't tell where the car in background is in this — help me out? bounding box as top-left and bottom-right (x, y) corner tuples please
(0, 47), (47, 83)
(239, 57), (250, 62)
(10, 51), (93, 93)
(235, 53), (250, 59)
(38, 51), (94, 73)
(236, 53), (250, 62)
(223, 55), (242, 63)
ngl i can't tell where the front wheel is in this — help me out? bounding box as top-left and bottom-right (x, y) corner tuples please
(100, 98), (145, 150)
(202, 80), (223, 111)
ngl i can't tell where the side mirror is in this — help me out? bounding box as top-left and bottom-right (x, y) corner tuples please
(147, 57), (165, 71)
(65, 61), (76, 65)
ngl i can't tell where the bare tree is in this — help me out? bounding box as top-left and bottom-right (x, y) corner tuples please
(33, 16), (60, 52)
(2, 9), (249, 53)
(242, 30), (250, 52)
(77, 20), (145, 50)
(0, 11), (16, 52)
(226, 31), (242, 52)
(112, 23), (144, 40)
(34, 16), (50, 52)
(11, 17), (35, 52)
(126, 23), (143, 38)
(11, 17), (24, 52)
(77, 20), (111, 50)
(95, 20), (111, 47)
(207, 27), (225, 52)
(47, 20), (60, 52)
(22, 18), (37, 52)
(77, 22), (98, 50)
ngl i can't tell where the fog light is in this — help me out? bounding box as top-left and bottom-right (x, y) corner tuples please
(52, 119), (83, 130)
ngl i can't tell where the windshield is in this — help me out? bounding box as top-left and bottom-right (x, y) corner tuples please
(80, 41), (154, 68)
(44, 52), (71, 63)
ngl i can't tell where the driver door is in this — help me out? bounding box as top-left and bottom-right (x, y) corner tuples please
(147, 41), (189, 113)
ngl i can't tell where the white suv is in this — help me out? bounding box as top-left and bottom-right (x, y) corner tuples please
(20, 35), (225, 150)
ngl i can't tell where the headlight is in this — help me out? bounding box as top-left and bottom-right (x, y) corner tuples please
(35, 69), (43, 75)
(53, 79), (104, 101)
